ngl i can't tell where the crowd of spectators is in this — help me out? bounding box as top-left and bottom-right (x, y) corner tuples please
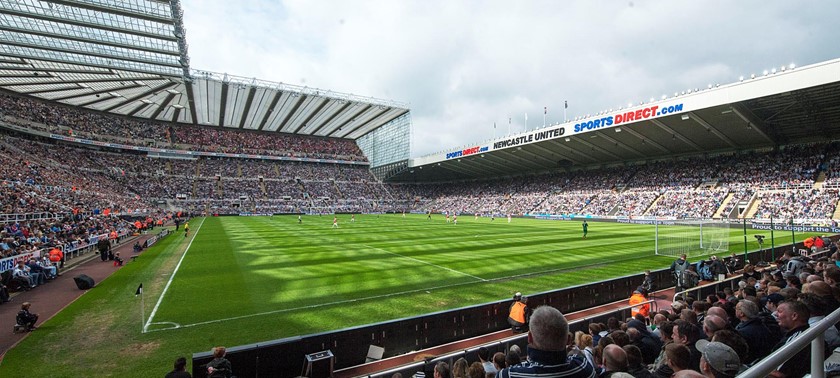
(552, 246), (840, 378)
(3, 100), (840, 220)
(0, 93), (367, 161)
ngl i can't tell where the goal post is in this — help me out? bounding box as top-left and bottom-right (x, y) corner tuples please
(654, 219), (730, 257)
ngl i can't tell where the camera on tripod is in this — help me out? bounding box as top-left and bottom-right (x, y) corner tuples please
(754, 235), (765, 247)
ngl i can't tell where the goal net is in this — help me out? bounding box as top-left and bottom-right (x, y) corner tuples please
(654, 219), (730, 257)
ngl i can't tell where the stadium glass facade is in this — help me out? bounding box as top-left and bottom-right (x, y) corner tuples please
(356, 112), (411, 169)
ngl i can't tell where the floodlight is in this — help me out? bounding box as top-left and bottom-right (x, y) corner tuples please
(750, 74), (755, 79)
(681, 114), (690, 121)
(565, 137), (571, 142)
(789, 63), (796, 69)
(707, 84), (712, 89)
(615, 128), (622, 133)
(661, 95), (666, 100)
(763, 70), (769, 76)
(781, 65), (786, 72)
(771, 68), (777, 74)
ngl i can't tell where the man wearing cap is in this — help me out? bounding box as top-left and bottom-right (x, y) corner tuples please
(695, 340), (740, 378)
(496, 306), (595, 378)
(508, 292), (529, 333)
(764, 293), (784, 319)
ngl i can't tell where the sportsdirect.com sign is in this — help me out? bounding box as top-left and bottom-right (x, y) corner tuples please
(438, 102), (686, 161)
(573, 103), (684, 133)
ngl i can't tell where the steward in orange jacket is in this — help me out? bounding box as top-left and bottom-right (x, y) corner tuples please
(629, 289), (650, 318)
(507, 292), (530, 333)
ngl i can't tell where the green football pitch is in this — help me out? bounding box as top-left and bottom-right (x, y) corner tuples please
(145, 215), (781, 332)
(0, 214), (797, 377)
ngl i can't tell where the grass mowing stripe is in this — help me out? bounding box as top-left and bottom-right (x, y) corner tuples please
(362, 244), (487, 281)
(144, 217), (205, 332)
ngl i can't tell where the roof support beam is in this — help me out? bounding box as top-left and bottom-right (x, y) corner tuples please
(102, 81), (177, 112)
(184, 79), (198, 125)
(126, 102), (150, 117)
(22, 85), (82, 94)
(150, 92), (176, 120)
(729, 104), (776, 144)
(309, 101), (351, 135)
(276, 95), (306, 132)
(686, 112), (737, 148)
(237, 87), (257, 128)
(217, 82), (229, 126)
(650, 119), (703, 151)
(257, 91), (282, 131)
(75, 93), (122, 107)
(50, 83), (142, 101)
(619, 126), (671, 153)
(291, 98), (328, 134)
(595, 131), (646, 157)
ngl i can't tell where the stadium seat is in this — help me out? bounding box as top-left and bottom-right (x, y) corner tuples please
(365, 345), (385, 363)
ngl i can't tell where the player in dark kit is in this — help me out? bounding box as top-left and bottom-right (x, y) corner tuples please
(582, 220), (588, 239)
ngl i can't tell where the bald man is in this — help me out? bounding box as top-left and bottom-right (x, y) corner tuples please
(496, 306), (595, 378)
(601, 344), (628, 377)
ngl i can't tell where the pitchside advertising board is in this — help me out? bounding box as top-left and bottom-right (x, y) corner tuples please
(0, 250), (41, 273)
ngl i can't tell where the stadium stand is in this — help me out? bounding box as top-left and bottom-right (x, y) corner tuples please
(2, 84), (840, 377)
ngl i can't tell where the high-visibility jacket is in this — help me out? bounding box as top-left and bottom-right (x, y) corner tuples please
(48, 248), (63, 262)
(629, 292), (650, 318)
(109, 231), (118, 240)
(508, 301), (527, 324)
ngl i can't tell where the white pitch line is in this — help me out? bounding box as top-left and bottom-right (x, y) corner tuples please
(363, 244), (487, 282)
(145, 251), (656, 332)
(144, 278), (482, 332)
(143, 217), (205, 333)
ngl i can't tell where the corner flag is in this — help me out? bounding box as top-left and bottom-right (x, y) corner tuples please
(135, 283), (143, 296)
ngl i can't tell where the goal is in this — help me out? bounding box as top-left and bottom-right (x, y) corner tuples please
(654, 219), (730, 257)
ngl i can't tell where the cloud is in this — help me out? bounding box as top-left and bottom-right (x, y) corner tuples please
(181, 0), (837, 157)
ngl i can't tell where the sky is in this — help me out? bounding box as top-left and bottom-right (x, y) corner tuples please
(179, 0), (837, 158)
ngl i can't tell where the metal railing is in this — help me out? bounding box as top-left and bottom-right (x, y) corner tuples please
(673, 273), (742, 302)
(739, 305), (840, 378)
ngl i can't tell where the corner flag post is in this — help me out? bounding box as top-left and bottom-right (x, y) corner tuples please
(136, 283), (144, 333)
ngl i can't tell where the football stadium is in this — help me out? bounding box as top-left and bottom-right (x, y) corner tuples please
(0, 1), (839, 378)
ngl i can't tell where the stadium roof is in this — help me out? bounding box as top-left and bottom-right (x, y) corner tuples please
(390, 58), (840, 182)
(0, 0), (409, 139)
